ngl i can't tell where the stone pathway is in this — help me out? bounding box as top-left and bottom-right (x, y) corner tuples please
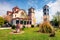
(0, 27), (11, 30)
(10, 31), (24, 34)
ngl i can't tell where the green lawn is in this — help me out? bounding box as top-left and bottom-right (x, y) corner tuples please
(0, 27), (60, 40)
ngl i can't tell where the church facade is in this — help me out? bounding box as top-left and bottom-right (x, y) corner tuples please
(7, 6), (36, 27)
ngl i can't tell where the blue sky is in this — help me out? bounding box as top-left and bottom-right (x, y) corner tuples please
(0, 0), (60, 24)
(0, 0), (56, 10)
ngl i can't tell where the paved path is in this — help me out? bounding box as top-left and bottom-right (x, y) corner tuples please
(10, 31), (24, 34)
(0, 27), (11, 30)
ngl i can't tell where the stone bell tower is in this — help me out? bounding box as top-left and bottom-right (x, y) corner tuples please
(28, 7), (36, 25)
(43, 5), (49, 21)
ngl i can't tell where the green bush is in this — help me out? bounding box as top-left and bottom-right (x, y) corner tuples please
(31, 25), (34, 28)
(0, 16), (4, 27)
(11, 25), (16, 29)
(22, 25), (25, 30)
(37, 24), (39, 27)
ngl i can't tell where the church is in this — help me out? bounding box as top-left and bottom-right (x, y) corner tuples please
(7, 6), (36, 27)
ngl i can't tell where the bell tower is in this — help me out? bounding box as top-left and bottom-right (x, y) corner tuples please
(43, 5), (49, 21)
(28, 7), (36, 25)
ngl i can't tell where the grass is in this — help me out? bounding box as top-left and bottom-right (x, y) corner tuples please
(0, 27), (60, 40)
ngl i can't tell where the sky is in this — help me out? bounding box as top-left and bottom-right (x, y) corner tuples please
(0, 0), (60, 24)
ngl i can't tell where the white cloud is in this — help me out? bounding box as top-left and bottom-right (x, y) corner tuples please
(47, 0), (60, 20)
(0, 2), (12, 16)
(28, 0), (38, 9)
(35, 9), (43, 24)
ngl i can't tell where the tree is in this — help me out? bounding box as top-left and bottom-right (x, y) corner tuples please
(0, 16), (4, 27)
(52, 11), (60, 28)
(4, 15), (12, 24)
(56, 12), (60, 28)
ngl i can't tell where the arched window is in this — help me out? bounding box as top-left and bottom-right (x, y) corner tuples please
(16, 20), (19, 24)
(27, 21), (29, 24)
(24, 21), (26, 25)
(20, 20), (23, 24)
(30, 21), (31, 24)
(15, 15), (16, 17)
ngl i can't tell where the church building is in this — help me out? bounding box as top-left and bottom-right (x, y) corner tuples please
(7, 6), (36, 27)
